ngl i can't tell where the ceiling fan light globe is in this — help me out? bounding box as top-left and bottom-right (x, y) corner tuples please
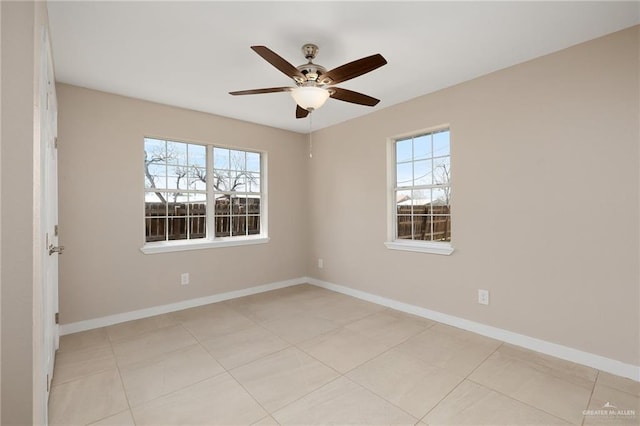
(291, 86), (330, 111)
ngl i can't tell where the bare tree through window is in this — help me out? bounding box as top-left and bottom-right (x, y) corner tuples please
(144, 138), (262, 243)
(394, 128), (451, 242)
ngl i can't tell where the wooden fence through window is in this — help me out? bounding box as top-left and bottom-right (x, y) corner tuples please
(397, 205), (451, 241)
(145, 199), (260, 242)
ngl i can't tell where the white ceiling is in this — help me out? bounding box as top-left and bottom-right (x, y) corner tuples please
(48, 1), (639, 134)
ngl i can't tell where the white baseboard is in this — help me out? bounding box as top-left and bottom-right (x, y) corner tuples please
(61, 275), (640, 382)
(59, 277), (305, 335)
(306, 277), (640, 382)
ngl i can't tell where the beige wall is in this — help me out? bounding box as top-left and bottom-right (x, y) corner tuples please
(1, 0), (50, 424)
(57, 85), (309, 324)
(308, 26), (640, 366)
(57, 26), (639, 370)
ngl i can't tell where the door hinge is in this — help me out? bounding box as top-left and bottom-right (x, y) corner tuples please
(54, 225), (59, 237)
(54, 137), (58, 149)
(55, 312), (59, 324)
(46, 374), (49, 392)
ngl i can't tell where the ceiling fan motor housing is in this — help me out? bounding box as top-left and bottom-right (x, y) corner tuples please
(295, 44), (327, 86)
(296, 63), (327, 86)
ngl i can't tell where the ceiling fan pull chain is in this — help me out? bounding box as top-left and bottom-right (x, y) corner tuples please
(309, 112), (313, 158)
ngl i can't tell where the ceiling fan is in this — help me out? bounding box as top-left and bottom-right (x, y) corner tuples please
(229, 44), (387, 119)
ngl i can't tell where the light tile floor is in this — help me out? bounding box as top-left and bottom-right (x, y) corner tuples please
(49, 284), (640, 425)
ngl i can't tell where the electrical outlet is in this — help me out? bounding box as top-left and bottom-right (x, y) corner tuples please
(318, 258), (324, 269)
(478, 289), (489, 305)
(181, 273), (189, 286)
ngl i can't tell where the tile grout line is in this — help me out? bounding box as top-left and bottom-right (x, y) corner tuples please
(49, 347), (115, 389)
(463, 376), (580, 425)
(581, 370), (600, 426)
(223, 363), (274, 422)
(418, 341), (503, 423)
(257, 303), (418, 420)
(461, 342), (585, 425)
(110, 322), (229, 421)
(265, 374), (345, 421)
(106, 328), (135, 425)
(276, 314), (437, 422)
(170, 307), (297, 421)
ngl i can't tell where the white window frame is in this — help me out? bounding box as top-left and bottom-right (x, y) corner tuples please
(141, 138), (269, 254)
(385, 126), (454, 256)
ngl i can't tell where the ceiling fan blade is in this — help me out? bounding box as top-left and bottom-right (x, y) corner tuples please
(229, 87), (292, 96)
(296, 105), (309, 119)
(330, 87), (380, 106)
(251, 46), (306, 80)
(321, 54), (387, 85)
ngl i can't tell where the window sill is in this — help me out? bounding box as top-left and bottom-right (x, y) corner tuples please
(141, 236), (270, 254)
(384, 240), (454, 256)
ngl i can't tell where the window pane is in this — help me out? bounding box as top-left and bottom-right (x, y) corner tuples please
(188, 192), (206, 204)
(247, 196), (260, 214)
(145, 193), (168, 242)
(166, 200), (187, 241)
(172, 192), (191, 203)
(247, 215), (260, 235)
(396, 215), (412, 239)
(247, 173), (261, 192)
(230, 172), (246, 192)
(215, 195), (230, 216)
(410, 195), (426, 210)
(396, 138), (412, 163)
(188, 144), (206, 167)
(432, 215), (451, 242)
(145, 217), (166, 242)
(144, 138), (165, 153)
(247, 152), (260, 172)
(413, 160), (432, 186)
(412, 188), (432, 207)
(413, 134), (431, 160)
(146, 163), (166, 189)
(214, 170), (231, 191)
(231, 195), (247, 215)
(167, 168), (187, 190)
(433, 157), (450, 185)
(396, 163), (412, 187)
(231, 215), (247, 236)
(214, 147), (229, 170)
(413, 215), (430, 240)
(215, 214), (230, 237)
(189, 167), (206, 190)
(190, 215), (207, 239)
(432, 188), (450, 209)
(396, 189), (412, 212)
(229, 150), (246, 171)
(167, 141), (187, 166)
(187, 196), (207, 240)
(433, 130), (450, 157)
(145, 190), (166, 204)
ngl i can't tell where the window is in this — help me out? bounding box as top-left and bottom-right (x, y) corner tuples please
(386, 127), (453, 255)
(212, 147), (262, 238)
(143, 138), (267, 253)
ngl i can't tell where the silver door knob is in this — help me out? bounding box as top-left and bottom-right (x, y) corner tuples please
(49, 245), (65, 255)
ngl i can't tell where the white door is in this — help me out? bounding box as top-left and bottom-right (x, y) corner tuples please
(41, 27), (59, 407)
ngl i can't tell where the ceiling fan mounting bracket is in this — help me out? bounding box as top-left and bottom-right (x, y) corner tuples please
(302, 43), (319, 61)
